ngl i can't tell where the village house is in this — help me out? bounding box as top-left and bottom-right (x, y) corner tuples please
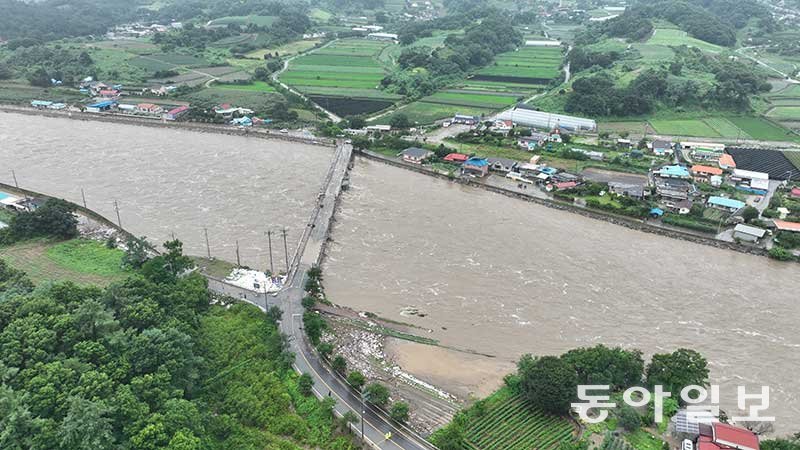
(691, 165), (724, 183)
(487, 157), (519, 173)
(163, 105), (189, 121)
(655, 165), (692, 180)
(451, 114), (481, 126)
(85, 100), (116, 113)
(707, 196), (745, 213)
(733, 224), (767, 243)
(718, 153), (736, 171)
(136, 103), (163, 115)
(681, 141), (726, 162)
(608, 181), (645, 199)
(655, 178), (694, 200)
(399, 147), (433, 164)
(652, 140), (674, 156)
(696, 422), (760, 450)
(462, 157), (489, 177)
(365, 124), (392, 133)
(617, 138), (632, 149)
(773, 219), (800, 233)
(491, 119), (513, 133)
(791, 186), (800, 199)
(517, 132), (549, 150)
(443, 153), (469, 164)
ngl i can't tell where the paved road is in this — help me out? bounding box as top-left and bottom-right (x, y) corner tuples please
(206, 143), (437, 450)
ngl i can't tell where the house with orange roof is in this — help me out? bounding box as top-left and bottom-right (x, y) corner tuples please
(136, 103), (163, 115)
(691, 165), (724, 182)
(773, 219), (800, 233)
(718, 153), (736, 171)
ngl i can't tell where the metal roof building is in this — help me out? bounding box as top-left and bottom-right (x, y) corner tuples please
(497, 105), (596, 132)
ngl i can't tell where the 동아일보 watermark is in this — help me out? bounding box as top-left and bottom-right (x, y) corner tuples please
(571, 385), (775, 424)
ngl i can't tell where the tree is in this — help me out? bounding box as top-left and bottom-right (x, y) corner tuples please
(561, 345), (644, 390)
(123, 236), (150, 268)
(390, 113), (412, 129)
(347, 371), (366, 391)
(645, 349), (709, 398)
(59, 397), (115, 450)
(298, 373), (314, 396)
(741, 206), (759, 223)
(431, 423), (465, 450)
(346, 116), (367, 129)
(302, 311), (326, 345)
(619, 404), (642, 431)
(332, 355), (347, 375)
(518, 354), (578, 414)
(390, 401), (410, 423)
(317, 342), (334, 359)
(8, 198), (78, 240)
(301, 296), (316, 309)
(364, 382), (390, 407)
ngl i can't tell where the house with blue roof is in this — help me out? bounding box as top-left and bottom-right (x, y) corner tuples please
(462, 157), (489, 177)
(86, 100), (116, 113)
(655, 165), (691, 179)
(707, 196), (746, 212)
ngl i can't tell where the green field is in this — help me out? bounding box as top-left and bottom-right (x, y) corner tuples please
(0, 238), (129, 285)
(646, 29), (723, 53)
(768, 106), (800, 119)
(212, 80), (276, 92)
(421, 91), (520, 108)
(783, 151), (800, 170)
(728, 116), (798, 141)
(245, 39), (321, 59)
(703, 117), (749, 138)
(649, 118), (722, 137)
(474, 46), (563, 85)
(372, 102), (494, 125)
(281, 38), (397, 114)
(459, 388), (575, 450)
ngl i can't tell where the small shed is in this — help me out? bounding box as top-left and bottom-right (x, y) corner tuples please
(733, 224), (766, 243)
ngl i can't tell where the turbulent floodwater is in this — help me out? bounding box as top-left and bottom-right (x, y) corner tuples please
(325, 157), (800, 431)
(0, 112), (332, 267)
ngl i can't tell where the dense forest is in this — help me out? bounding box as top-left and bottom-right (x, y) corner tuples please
(0, 203), (356, 449)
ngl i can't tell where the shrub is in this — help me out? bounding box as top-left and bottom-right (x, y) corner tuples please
(390, 401), (410, 424)
(619, 405), (641, 431)
(346, 371), (366, 391)
(364, 382), (390, 407)
(298, 373), (314, 396)
(332, 355), (347, 374)
(769, 246), (795, 261)
(301, 296), (316, 309)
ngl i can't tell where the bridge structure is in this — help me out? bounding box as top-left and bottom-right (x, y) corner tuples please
(206, 142), (440, 450)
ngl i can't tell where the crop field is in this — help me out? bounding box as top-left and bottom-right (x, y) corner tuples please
(783, 151), (800, 170)
(372, 102), (494, 125)
(461, 388), (576, 450)
(727, 117), (799, 141)
(474, 46), (563, 86)
(213, 80), (276, 92)
(208, 15), (277, 27)
(421, 90), (520, 109)
(649, 118), (722, 137)
(647, 29), (722, 53)
(282, 39), (397, 115)
(245, 39), (321, 59)
(768, 106), (800, 119)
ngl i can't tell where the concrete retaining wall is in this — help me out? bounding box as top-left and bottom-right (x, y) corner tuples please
(355, 149), (771, 258)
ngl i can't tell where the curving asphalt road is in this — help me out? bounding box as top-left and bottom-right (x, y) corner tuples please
(206, 142), (438, 450)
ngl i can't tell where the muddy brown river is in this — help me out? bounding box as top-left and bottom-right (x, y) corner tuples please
(0, 112), (332, 267)
(324, 157), (800, 432)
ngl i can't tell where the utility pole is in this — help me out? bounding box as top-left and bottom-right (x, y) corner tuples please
(11, 169), (19, 189)
(113, 200), (122, 228)
(235, 240), (241, 267)
(203, 227), (211, 259)
(281, 227), (289, 274)
(266, 230), (275, 275)
(80, 188), (87, 209)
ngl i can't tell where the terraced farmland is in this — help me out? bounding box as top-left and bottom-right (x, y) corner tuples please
(281, 38), (400, 115)
(461, 388), (576, 450)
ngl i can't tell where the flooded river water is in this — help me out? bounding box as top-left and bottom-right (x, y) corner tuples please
(0, 112), (332, 267)
(324, 157), (800, 431)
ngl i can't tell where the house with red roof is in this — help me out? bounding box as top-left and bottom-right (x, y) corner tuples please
(697, 422), (759, 450)
(790, 187), (800, 199)
(443, 153), (469, 164)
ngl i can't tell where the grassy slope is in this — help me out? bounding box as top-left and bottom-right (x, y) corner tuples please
(0, 238), (129, 285)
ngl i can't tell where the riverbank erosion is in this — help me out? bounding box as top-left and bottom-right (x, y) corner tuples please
(322, 156), (800, 432)
(0, 111), (333, 267)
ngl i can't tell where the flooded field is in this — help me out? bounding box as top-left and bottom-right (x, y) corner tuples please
(324, 157), (800, 431)
(0, 112), (332, 267)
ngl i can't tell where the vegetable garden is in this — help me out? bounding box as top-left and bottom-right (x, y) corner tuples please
(460, 388), (576, 450)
